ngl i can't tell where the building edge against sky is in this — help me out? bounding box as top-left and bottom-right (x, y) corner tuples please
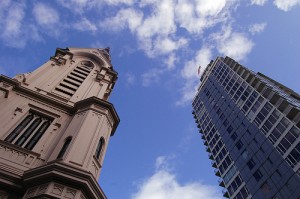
(192, 56), (300, 199)
(0, 47), (119, 199)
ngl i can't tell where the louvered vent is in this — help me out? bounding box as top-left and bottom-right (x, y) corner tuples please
(54, 62), (94, 98)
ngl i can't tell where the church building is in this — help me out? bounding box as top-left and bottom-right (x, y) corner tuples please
(0, 47), (120, 199)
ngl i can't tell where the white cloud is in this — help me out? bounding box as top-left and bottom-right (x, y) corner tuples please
(155, 155), (176, 170)
(273, 0), (300, 11)
(251, 0), (268, 6)
(98, 0), (237, 60)
(142, 68), (164, 87)
(100, 8), (143, 32)
(164, 53), (177, 70)
(56, 0), (99, 13)
(155, 37), (180, 54)
(2, 3), (24, 38)
(249, 23), (267, 35)
(131, 156), (222, 199)
(99, 0), (188, 58)
(0, 2), (35, 48)
(74, 18), (97, 32)
(104, 0), (134, 5)
(177, 47), (212, 106)
(176, 80), (200, 106)
(101, 0), (187, 58)
(33, 3), (59, 26)
(196, 0), (226, 16)
(125, 73), (136, 86)
(137, 35), (188, 58)
(212, 26), (254, 61)
(175, 0), (233, 35)
(181, 47), (212, 80)
(138, 0), (176, 38)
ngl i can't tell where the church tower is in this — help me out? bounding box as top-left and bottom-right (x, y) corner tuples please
(0, 47), (120, 199)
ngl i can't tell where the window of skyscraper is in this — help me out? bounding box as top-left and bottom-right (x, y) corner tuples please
(247, 158), (255, 170)
(253, 169), (263, 182)
(235, 140), (243, 150)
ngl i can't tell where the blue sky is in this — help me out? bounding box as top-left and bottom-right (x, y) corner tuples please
(0, 0), (300, 198)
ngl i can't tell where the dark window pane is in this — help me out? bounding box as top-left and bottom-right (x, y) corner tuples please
(247, 158), (255, 170)
(5, 114), (34, 143)
(25, 120), (51, 150)
(57, 137), (72, 159)
(95, 137), (105, 159)
(253, 169), (263, 182)
(15, 118), (42, 146)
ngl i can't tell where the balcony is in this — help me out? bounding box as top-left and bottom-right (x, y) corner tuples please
(222, 189), (229, 198)
(218, 179), (225, 187)
(205, 146), (211, 153)
(214, 169), (221, 177)
(211, 161), (217, 168)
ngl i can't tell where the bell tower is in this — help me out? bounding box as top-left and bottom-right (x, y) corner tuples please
(0, 47), (120, 199)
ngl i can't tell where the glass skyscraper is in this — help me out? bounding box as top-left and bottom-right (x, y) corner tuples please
(192, 57), (300, 199)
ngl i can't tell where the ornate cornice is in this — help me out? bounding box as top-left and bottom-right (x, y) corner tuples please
(23, 161), (107, 199)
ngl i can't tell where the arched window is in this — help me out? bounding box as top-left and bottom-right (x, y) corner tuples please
(95, 137), (105, 159)
(57, 137), (72, 159)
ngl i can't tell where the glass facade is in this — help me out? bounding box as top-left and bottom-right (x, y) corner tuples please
(192, 57), (300, 199)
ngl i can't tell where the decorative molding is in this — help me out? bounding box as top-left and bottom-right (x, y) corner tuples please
(22, 161), (107, 199)
(50, 56), (67, 66)
(0, 190), (8, 199)
(0, 141), (44, 172)
(80, 194), (87, 199)
(92, 51), (99, 55)
(52, 183), (64, 196)
(37, 183), (48, 195)
(91, 160), (99, 177)
(0, 82), (11, 98)
(25, 187), (37, 198)
(64, 188), (77, 199)
(96, 73), (105, 81)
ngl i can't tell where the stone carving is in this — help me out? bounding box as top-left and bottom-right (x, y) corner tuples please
(25, 187), (37, 198)
(92, 50), (99, 55)
(0, 142), (45, 169)
(64, 188), (77, 199)
(0, 190), (8, 199)
(51, 184), (64, 196)
(0, 90), (5, 98)
(51, 56), (66, 66)
(91, 161), (99, 176)
(80, 194), (86, 199)
(1, 83), (11, 89)
(37, 183), (48, 194)
(96, 73), (105, 81)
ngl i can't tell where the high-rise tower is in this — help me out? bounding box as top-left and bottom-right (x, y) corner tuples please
(0, 47), (119, 199)
(192, 57), (300, 199)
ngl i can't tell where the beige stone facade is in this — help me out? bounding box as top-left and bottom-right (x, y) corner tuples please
(0, 47), (120, 199)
